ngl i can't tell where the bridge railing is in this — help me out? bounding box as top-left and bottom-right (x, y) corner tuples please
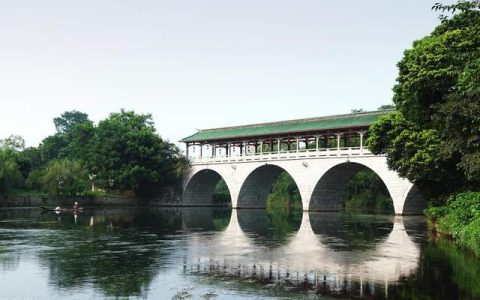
(190, 146), (372, 164)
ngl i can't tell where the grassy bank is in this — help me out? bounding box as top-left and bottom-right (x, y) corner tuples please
(426, 192), (480, 256)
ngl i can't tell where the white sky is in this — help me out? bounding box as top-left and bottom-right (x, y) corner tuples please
(0, 0), (442, 148)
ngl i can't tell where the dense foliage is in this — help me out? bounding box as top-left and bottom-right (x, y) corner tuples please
(343, 169), (393, 213)
(265, 172), (303, 238)
(91, 110), (184, 197)
(266, 172), (302, 213)
(365, 1), (480, 255)
(212, 179), (231, 204)
(0, 148), (24, 195)
(427, 192), (480, 255)
(367, 1), (480, 197)
(41, 159), (89, 197)
(0, 110), (188, 199)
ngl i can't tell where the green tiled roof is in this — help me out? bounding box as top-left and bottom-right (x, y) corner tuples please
(181, 110), (389, 143)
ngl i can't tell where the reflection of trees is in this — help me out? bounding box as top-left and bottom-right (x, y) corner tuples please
(309, 212), (393, 251)
(0, 250), (20, 272)
(388, 239), (480, 299)
(426, 239), (480, 298)
(29, 207), (230, 298)
(212, 209), (231, 231)
(237, 209), (301, 246)
(266, 206), (302, 239)
(181, 208), (231, 232)
(239, 171), (303, 244)
(35, 210), (174, 297)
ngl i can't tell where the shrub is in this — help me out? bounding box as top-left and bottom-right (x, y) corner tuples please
(428, 192), (480, 255)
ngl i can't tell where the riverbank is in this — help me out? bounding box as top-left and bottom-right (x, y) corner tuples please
(0, 194), (141, 208)
(426, 192), (480, 256)
(0, 189), (182, 208)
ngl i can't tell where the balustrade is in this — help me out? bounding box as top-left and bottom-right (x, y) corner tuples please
(190, 146), (372, 164)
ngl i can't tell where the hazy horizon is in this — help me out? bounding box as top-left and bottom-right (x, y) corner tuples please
(0, 0), (443, 148)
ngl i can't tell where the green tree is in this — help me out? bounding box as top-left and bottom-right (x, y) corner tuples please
(367, 1), (480, 197)
(39, 134), (68, 163)
(61, 121), (96, 161)
(41, 159), (89, 197)
(267, 172), (301, 213)
(92, 110), (183, 197)
(0, 135), (25, 151)
(266, 172), (303, 238)
(53, 110), (90, 134)
(0, 149), (24, 196)
(38, 110), (94, 163)
(212, 179), (231, 203)
(343, 169), (393, 213)
(16, 147), (42, 179)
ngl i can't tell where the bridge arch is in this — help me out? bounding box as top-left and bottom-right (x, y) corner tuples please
(237, 163), (303, 209)
(182, 168), (233, 207)
(308, 161), (394, 213)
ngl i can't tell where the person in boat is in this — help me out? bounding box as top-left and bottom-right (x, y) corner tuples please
(73, 201), (80, 211)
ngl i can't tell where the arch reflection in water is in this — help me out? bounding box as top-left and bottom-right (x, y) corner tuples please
(185, 210), (421, 296)
(237, 209), (302, 246)
(3, 208), (479, 298)
(79, 207), (232, 233)
(308, 212), (394, 251)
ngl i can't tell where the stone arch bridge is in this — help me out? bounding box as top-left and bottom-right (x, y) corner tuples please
(181, 111), (424, 215)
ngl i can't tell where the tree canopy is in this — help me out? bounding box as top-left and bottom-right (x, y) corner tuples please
(91, 110), (183, 197)
(367, 0), (480, 197)
(0, 109), (188, 198)
(53, 110), (90, 134)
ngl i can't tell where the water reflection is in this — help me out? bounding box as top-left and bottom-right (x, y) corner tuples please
(237, 209), (301, 246)
(309, 212), (393, 251)
(0, 207), (232, 298)
(34, 209), (178, 297)
(0, 207), (479, 299)
(189, 210), (420, 291)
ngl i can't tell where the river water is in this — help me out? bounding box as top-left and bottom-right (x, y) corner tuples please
(0, 207), (479, 299)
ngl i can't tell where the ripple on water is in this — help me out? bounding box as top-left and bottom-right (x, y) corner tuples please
(0, 208), (479, 299)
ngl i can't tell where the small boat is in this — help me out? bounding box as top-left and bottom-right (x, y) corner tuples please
(40, 206), (84, 213)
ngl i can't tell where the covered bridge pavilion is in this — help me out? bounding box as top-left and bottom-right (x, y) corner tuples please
(180, 110), (424, 215)
(180, 110), (389, 163)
